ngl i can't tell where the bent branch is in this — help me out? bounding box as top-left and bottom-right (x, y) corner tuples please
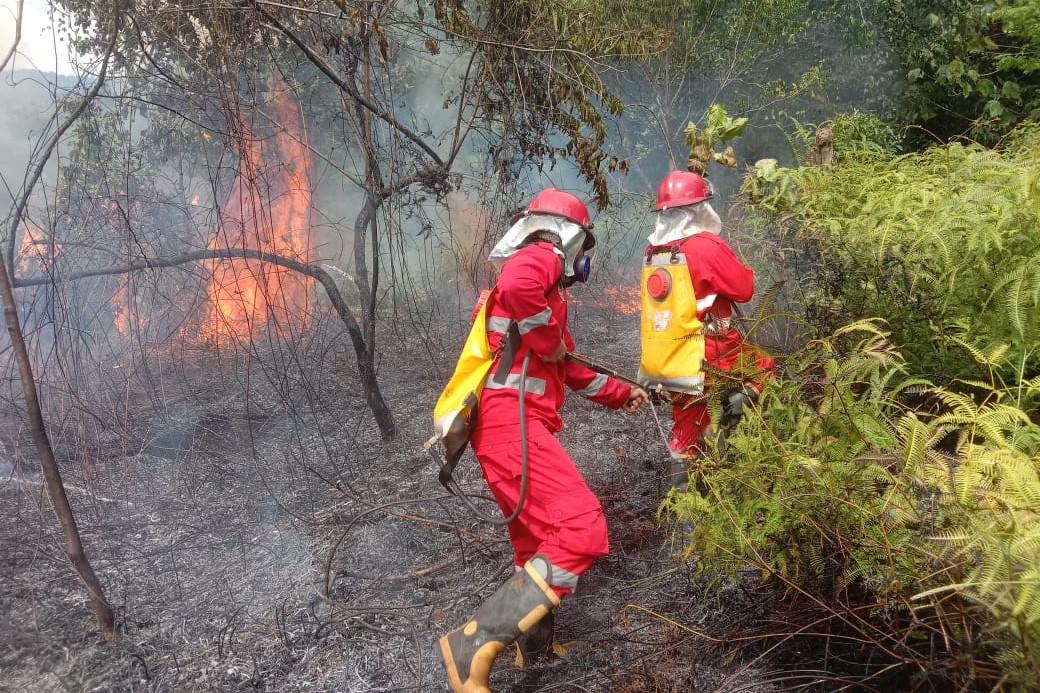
(15, 247), (397, 439)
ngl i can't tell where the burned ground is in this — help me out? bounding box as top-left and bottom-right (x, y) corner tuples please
(0, 299), (787, 692)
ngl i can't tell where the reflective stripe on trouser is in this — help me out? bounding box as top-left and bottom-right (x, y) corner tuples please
(473, 420), (608, 597)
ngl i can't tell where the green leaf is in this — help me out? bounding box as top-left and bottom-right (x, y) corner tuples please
(1002, 80), (1023, 102)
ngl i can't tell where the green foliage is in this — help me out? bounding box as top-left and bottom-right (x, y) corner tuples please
(741, 122), (1040, 389)
(663, 322), (908, 588)
(683, 103), (748, 172)
(874, 0), (1040, 145)
(661, 324), (1040, 688)
(433, 0), (672, 208)
(792, 110), (901, 162)
(993, 0), (1040, 75)
(674, 115), (1040, 685)
(761, 65), (826, 104)
(614, 0), (810, 75)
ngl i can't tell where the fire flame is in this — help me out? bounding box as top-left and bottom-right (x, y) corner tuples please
(113, 275), (134, 336)
(16, 222), (60, 276)
(571, 284), (641, 315)
(201, 77), (313, 342)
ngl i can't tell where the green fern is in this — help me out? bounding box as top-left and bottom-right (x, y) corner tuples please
(661, 319), (1040, 686)
(741, 123), (1040, 386)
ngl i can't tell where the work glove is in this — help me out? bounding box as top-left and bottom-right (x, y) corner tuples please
(720, 385), (758, 428)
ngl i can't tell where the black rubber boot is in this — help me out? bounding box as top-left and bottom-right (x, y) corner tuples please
(439, 556), (560, 692)
(515, 608), (555, 665)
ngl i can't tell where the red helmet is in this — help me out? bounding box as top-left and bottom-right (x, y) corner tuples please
(653, 171), (713, 211)
(525, 187), (591, 228)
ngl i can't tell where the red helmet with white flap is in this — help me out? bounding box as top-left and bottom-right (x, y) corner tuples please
(525, 187), (592, 228)
(653, 171), (713, 211)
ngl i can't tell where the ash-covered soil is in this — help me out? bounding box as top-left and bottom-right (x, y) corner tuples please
(0, 297), (785, 692)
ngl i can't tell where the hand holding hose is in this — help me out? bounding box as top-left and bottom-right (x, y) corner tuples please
(624, 386), (649, 412)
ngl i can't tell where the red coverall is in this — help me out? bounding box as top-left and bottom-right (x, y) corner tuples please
(647, 231), (776, 457)
(471, 240), (632, 598)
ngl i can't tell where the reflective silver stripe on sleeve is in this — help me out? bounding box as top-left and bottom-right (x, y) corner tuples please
(517, 306), (552, 334)
(484, 373), (547, 396)
(545, 561), (580, 591)
(697, 293), (717, 312)
(487, 315), (512, 334)
(572, 372), (608, 398)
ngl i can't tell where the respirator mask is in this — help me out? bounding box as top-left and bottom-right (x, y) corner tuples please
(562, 226), (597, 287)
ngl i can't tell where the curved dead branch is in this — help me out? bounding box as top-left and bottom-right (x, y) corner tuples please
(13, 247), (397, 439)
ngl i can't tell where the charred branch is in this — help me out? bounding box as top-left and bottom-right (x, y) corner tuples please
(257, 3), (447, 169)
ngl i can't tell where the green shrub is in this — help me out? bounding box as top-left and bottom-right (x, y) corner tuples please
(662, 322), (1040, 688)
(742, 122), (1040, 392)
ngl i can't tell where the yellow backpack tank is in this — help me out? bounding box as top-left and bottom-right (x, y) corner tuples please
(428, 289), (497, 477)
(637, 248), (705, 394)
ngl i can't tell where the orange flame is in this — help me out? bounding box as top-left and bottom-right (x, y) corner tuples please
(112, 275), (136, 336)
(16, 222), (61, 276)
(201, 77), (313, 342)
(571, 284), (641, 315)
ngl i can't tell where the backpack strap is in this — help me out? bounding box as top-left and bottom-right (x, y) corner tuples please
(645, 243), (683, 264)
(491, 320), (521, 385)
(488, 249), (561, 386)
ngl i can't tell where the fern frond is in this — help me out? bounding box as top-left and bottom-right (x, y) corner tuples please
(992, 267), (1029, 337)
(948, 335), (1001, 368)
(750, 280), (786, 320)
(967, 543), (1011, 589)
(880, 500), (921, 528)
(833, 318), (890, 340)
(928, 529), (981, 548)
(1013, 581), (1040, 624)
(888, 377), (936, 400)
(991, 262), (1040, 340)
(956, 378), (998, 393)
(929, 389), (981, 421)
(1011, 530), (1040, 558)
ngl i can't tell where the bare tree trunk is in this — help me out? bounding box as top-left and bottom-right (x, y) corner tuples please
(0, 20), (119, 640)
(352, 197), (397, 440)
(0, 255), (116, 640)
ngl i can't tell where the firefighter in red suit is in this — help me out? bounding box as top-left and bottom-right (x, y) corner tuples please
(439, 188), (648, 693)
(641, 170), (775, 485)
